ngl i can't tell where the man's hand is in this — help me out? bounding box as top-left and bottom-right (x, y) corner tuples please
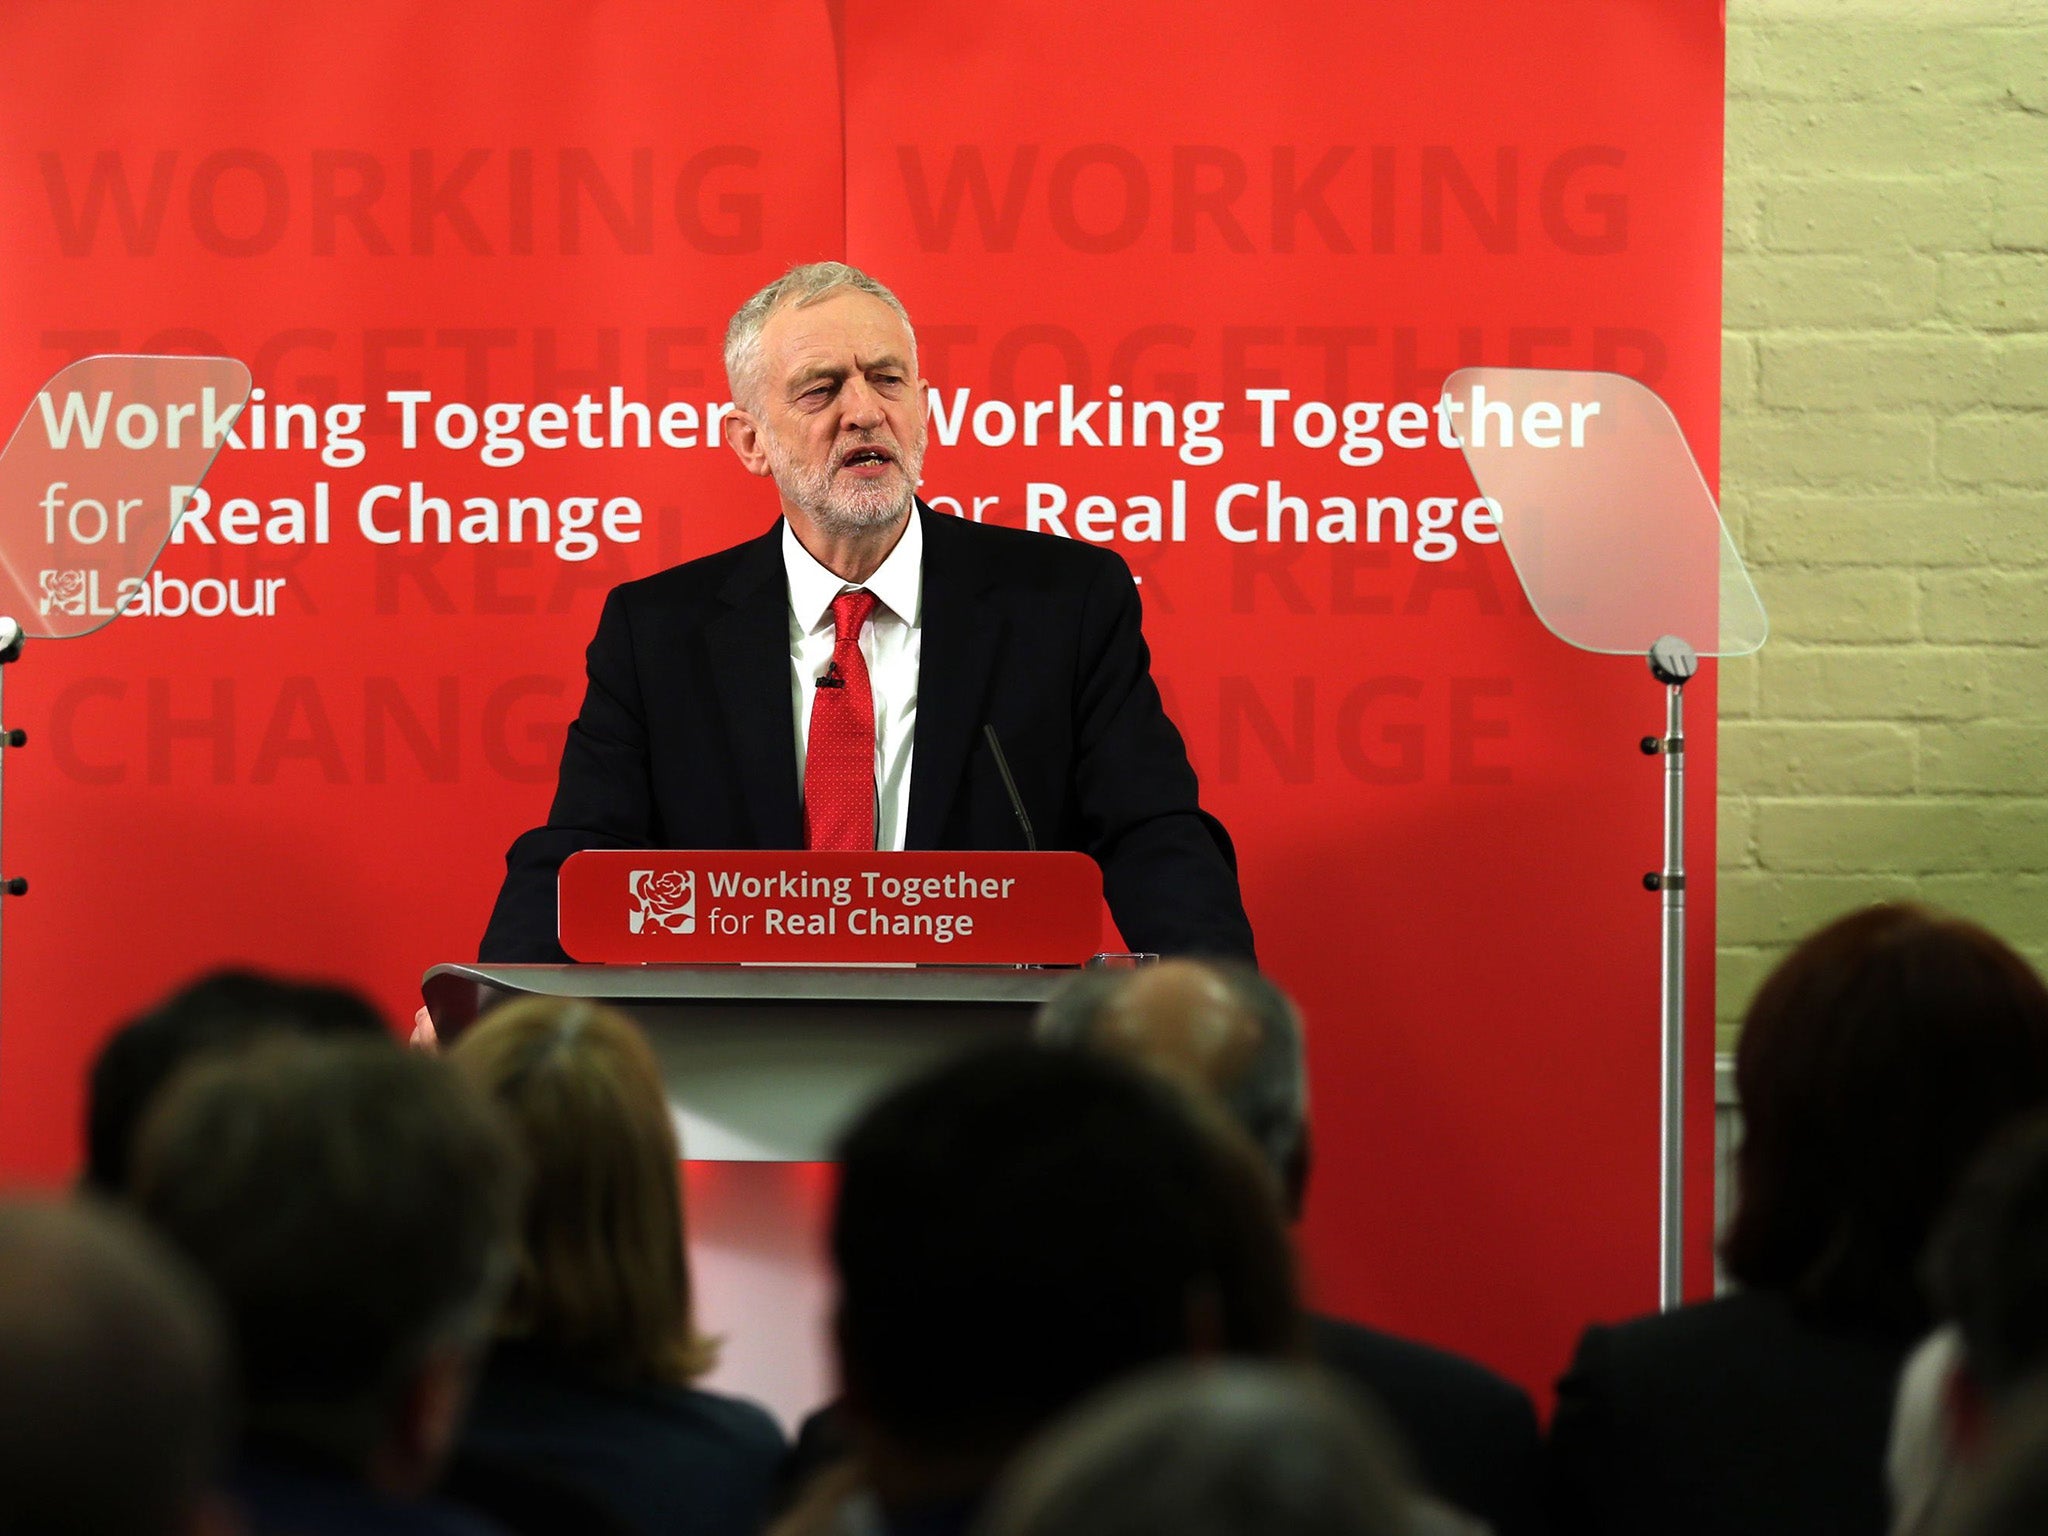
(409, 1006), (440, 1053)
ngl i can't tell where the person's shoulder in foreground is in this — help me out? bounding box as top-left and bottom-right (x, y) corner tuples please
(1308, 1313), (1544, 1536)
(1547, 1290), (1909, 1536)
(463, 1342), (785, 1536)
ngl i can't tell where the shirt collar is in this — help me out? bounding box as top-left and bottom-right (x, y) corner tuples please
(782, 504), (925, 633)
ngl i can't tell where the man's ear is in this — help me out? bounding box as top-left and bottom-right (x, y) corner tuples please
(726, 409), (773, 478)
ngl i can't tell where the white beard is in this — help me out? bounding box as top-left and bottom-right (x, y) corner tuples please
(766, 425), (925, 538)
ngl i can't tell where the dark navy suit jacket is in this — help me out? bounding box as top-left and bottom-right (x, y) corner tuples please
(480, 506), (1254, 963)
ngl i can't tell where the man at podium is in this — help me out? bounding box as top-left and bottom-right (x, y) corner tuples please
(479, 262), (1254, 965)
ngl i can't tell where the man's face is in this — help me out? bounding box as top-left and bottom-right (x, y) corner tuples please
(732, 289), (928, 540)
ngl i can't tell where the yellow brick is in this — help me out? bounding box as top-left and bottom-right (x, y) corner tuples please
(1755, 569), (1920, 642)
(1746, 493), (2048, 567)
(1761, 177), (1994, 254)
(1718, 870), (1920, 947)
(1717, 945), (1779, 1027)
(1759, 336), (1995, 409)
(1724, 179), (1768, 255)
(1719, 652), (1763, 719)
(1923, 571), (2048, 643)
(1723, 721), (1916, 795)
(1731, 21), (2038, 103)
(1761, 645), (1989, 720)
(1728, 96), (2046, 172)
(1941, 254), (2048, 331)
(1988, 339), (2048, 405)
(1981, 804), (2048, 872)
(1916, 874), (2048, 947)
(1722, 794), (1756, 864)
(1724, 334), (1758, 411)
(1982, 651), (2048, 715)
(1938, 415), (2048, 486)
(1755, 798), (1992, 872)
(1921, 724), (2048, 792)
(1726, 252), (1939, 327)
(1724, 414), (1935, 491)
(2011, 31), (2048, 112)
(1994, 180), (2048, 251)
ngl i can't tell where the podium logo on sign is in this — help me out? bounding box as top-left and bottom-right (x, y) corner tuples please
(38, 570), (86, 616)
(628, 869), (696, 935)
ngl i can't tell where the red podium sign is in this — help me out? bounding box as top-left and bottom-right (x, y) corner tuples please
(557, 850), (1105, 964)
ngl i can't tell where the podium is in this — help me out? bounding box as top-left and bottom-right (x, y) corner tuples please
(424, 849), (1105, 1423)
(420, 959), (1075, 1426)
(420, 962), (1070, 1161)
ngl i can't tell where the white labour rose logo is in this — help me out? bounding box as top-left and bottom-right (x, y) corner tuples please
(39, 570), (85, 616)
(628, 868), (696, 934)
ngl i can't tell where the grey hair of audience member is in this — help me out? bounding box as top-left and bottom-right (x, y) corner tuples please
(974, 1361), (1411, 1536)
(0, 1198), (230, 1536)
(1037, 962), (1311, 1216)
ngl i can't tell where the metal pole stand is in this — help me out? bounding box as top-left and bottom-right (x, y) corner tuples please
(1639, 634), (1697, 1312)
(0, 615), (29, 1025)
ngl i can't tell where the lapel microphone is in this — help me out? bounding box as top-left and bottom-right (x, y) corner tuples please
(815, 660), (845, 689)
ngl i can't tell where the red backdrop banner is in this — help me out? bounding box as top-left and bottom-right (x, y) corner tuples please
(0, 0), (1723, 1405)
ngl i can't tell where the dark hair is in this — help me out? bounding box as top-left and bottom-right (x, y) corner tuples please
(0, 1199), (229, 1536)
(832, 1043), (1300, 1460)
(133, 1038), (520, 1471)
(977, 1362), (1410, 1536)
(1930, 1114), (2048, 1402)
(1722, 904), (2048, 1338)
(85, 968), (388, 1194)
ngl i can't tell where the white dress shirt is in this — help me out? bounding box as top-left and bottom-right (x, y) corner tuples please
(783, 509), (922, 851)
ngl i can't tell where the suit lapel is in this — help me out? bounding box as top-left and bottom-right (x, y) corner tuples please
(707, 523), (804, 848)
(907, 506), (1004, 850)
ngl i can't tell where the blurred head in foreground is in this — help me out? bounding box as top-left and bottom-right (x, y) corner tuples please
(134, 1038), (520, 1495)
(830, 1042), (1300, 1515)
(449, 997), (715, 1383)
(1720, 904), (2048, 1339)
(85, 967), (388, 1194)
(975, 1361), (1411, 1536)
(1036, 959), (1307, 1215)
(0, 1198), (230, 1536)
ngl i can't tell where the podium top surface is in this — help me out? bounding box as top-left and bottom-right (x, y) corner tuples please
(424, 962), (1074, 1011)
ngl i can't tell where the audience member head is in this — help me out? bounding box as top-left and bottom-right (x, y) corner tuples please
(0, 1199), (231, 1536)
(1038, 960), (1309, 1217)
(448, 997), (715, 1384)
(85, 967), (387, 1194)
(133, 1038), (520, 1495)
(1928, 1114), (2048, 1458)
(975, 1362), (1410, 1536)
(1721, 903), (2048, 1338)
(831, 1042), (1300, 1508)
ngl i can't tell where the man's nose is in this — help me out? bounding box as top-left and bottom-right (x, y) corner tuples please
(839, 376), (885, 428)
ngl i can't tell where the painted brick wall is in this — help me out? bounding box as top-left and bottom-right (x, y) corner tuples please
(1719, 0), (2048, 1048)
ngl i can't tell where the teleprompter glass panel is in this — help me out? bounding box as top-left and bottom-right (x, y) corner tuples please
(1442, 367), (1765, 658)
(0, 354), (252, 639)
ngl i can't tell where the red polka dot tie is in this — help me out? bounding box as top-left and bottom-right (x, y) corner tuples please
(804, 588), (880, 851)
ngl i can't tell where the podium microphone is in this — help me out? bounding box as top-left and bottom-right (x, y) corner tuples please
(982, 725), (1037, 852)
